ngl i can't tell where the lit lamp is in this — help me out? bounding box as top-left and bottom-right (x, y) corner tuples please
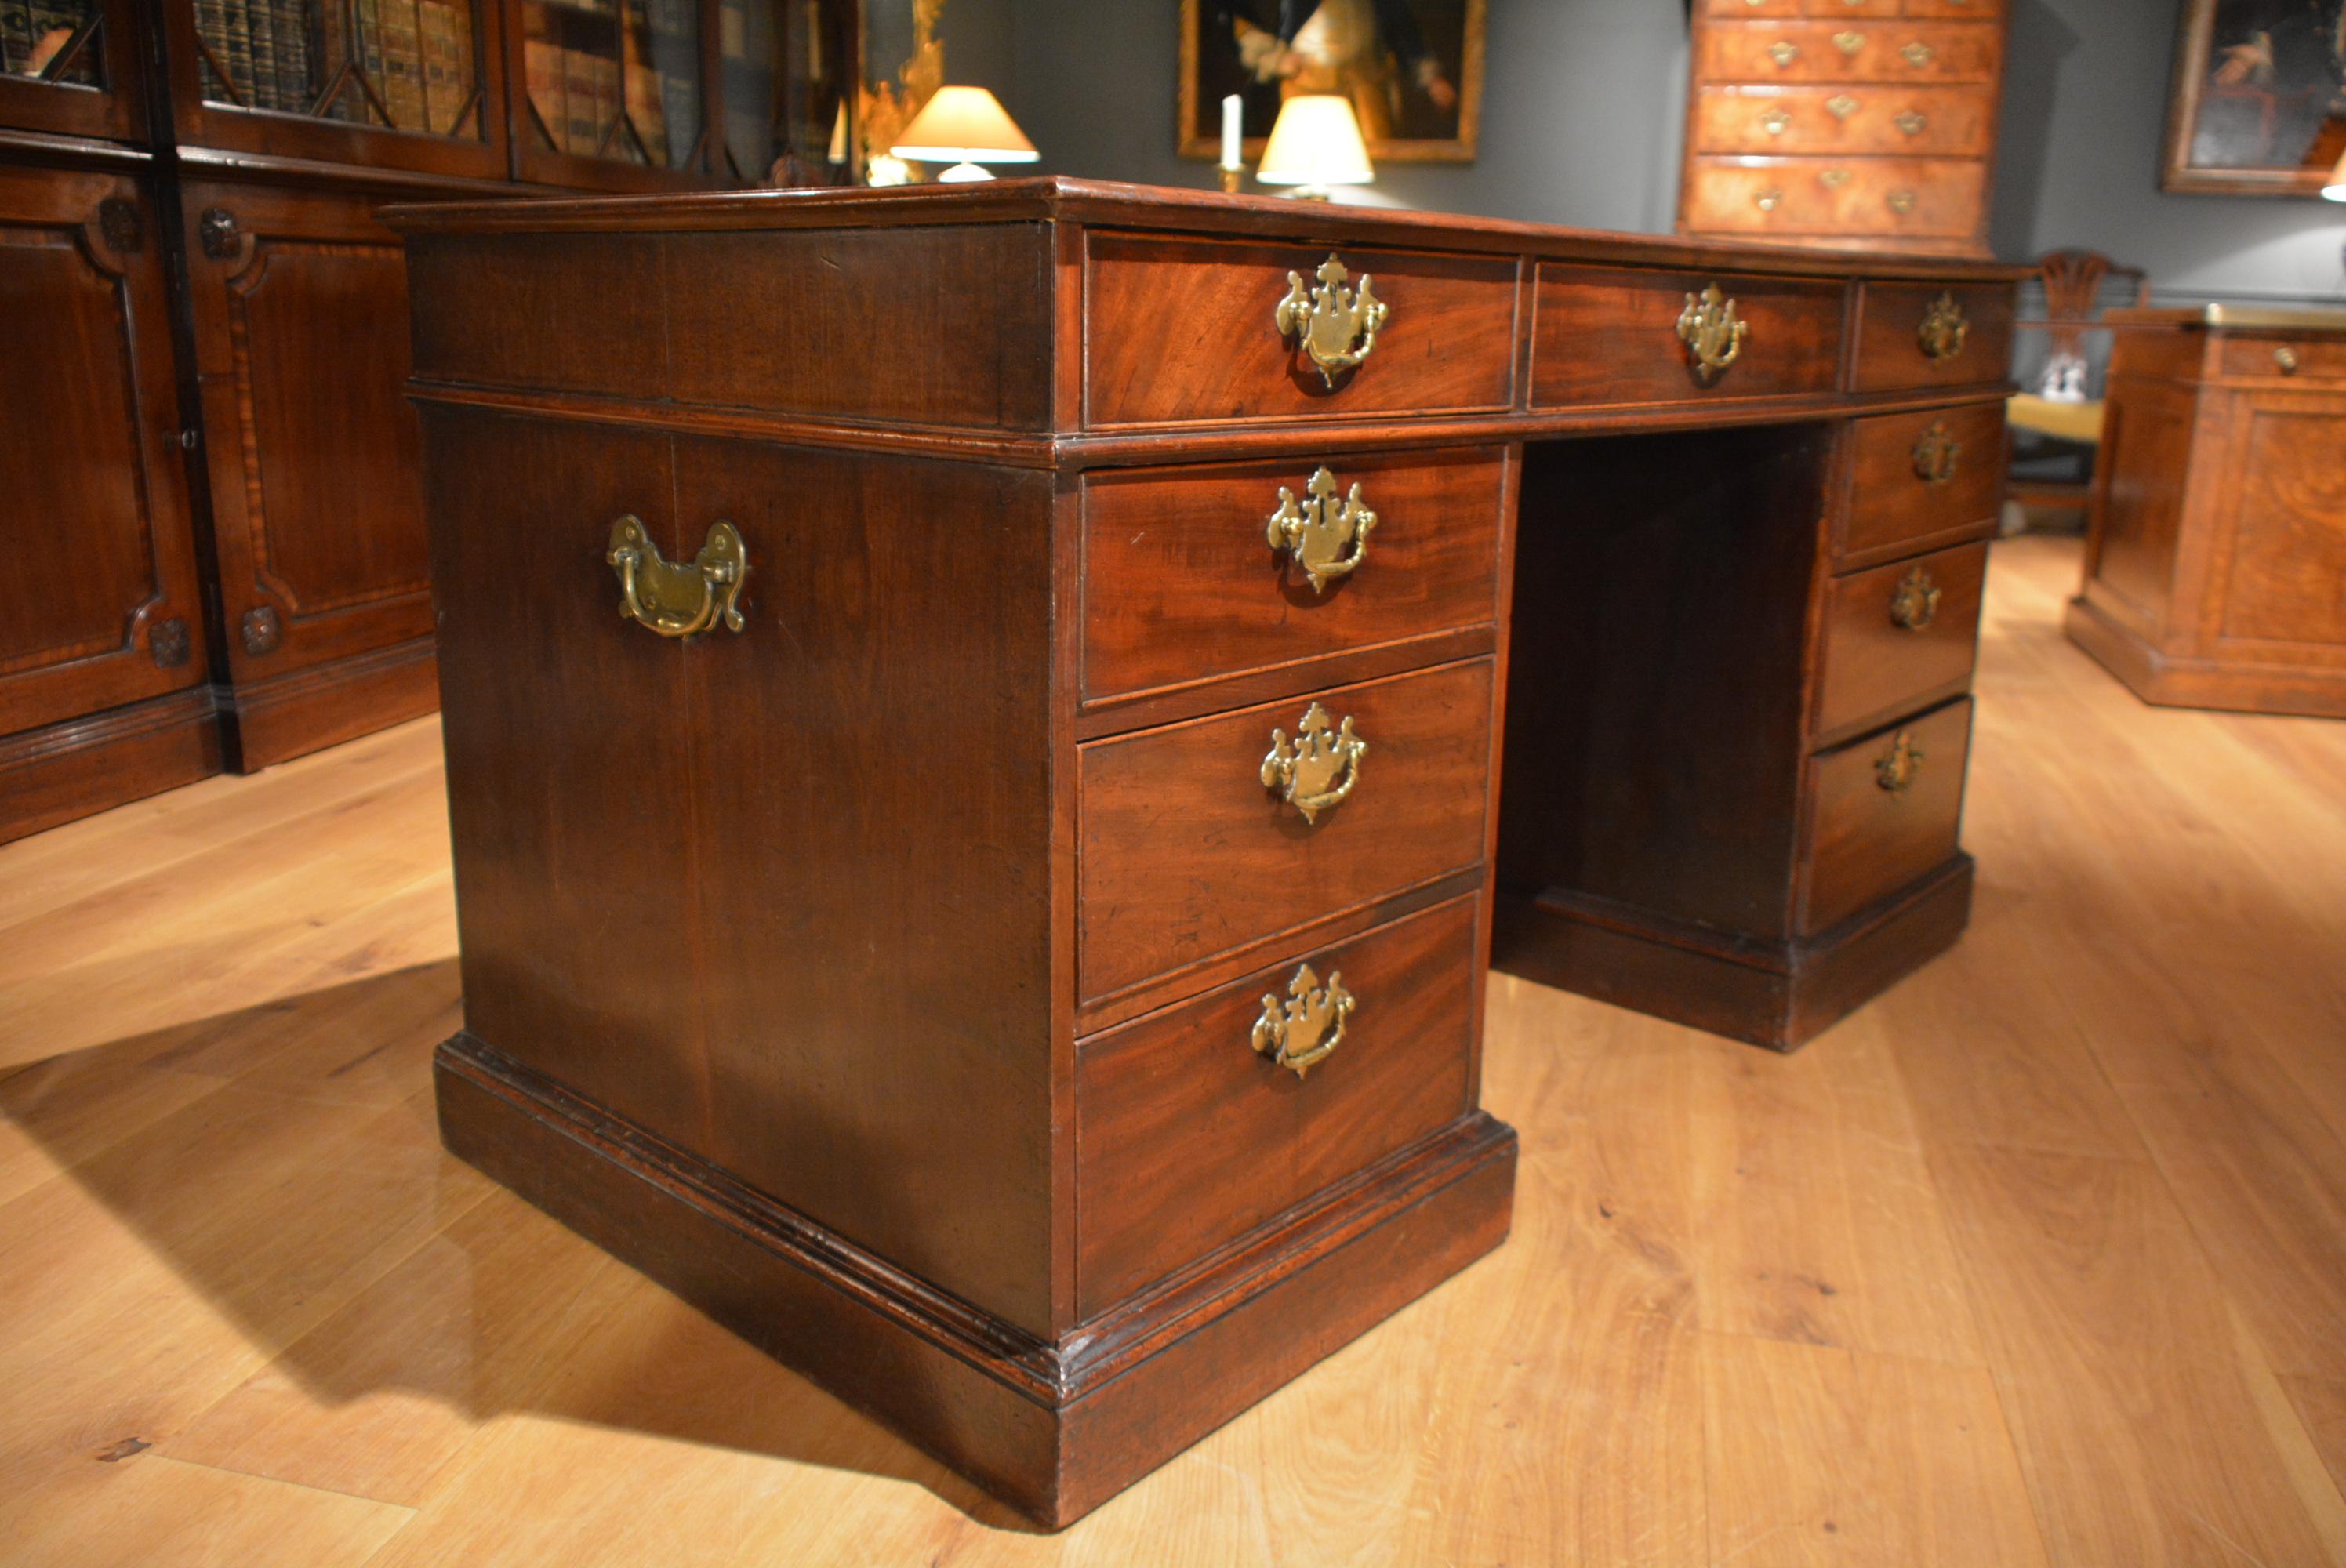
(1255, 94), (1374, 201)
(890, 85), (1037, 183)
(2325, 147), (2346, 201)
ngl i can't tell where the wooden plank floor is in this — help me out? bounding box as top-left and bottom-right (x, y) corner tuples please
(3, 535), (2343, 1566)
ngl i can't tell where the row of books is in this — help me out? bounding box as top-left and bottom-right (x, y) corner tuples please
(525, 34), (681, 164)
(194, 0), (476, 133)
(2, 0), (100, 85)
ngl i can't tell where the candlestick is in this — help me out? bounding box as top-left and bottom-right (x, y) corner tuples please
(1220, 93), (1243, 184)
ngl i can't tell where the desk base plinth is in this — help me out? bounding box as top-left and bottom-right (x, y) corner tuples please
(433, 1033), (1516, 1530)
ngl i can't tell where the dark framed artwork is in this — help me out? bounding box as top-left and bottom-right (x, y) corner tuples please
(2162, 0), (2346, 194)
(1178, 0), (1485, 164)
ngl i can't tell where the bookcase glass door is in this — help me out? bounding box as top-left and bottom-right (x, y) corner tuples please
(520, 0), (701, 169)
(719, 0), (853, 183)
(3, 0), (104, 89)
(191, 0), (488, 138)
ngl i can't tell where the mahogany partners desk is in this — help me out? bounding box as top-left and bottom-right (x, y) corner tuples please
(390, 180), (2021, 1527)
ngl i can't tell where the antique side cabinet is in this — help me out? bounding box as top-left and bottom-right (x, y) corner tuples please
(394, 179), (2021, 1524)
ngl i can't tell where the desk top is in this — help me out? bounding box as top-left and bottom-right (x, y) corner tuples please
(384, 175), (2028, 283)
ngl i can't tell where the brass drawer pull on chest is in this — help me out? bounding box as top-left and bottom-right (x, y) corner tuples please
(1886, 190), (1918, 215)
(2275, 346), (2301, 375)
(1262, 700), (1367, 824)
(1767, 40), (1799, 66)
(1827, 94), (1860, 120)
(1819, 167), (1854, 188)
(1901, 40), (1935, 67)
(1875, 728), (1925, 793)
(1753, 187), (1785, 213)
(1268, 467), (1377, 592)
(1760, 107), (1792, 136)
(1890, 566), (1942, 630)
(1276, 254), (1388, 387)
(1918, 292), (1969, 361)
(1833, 30), (1865, 54)
(1911, 419), (1962, 483)
(1251, 962), (1355, 1078)
(1894, 110), (1927, 136)
(1677, 283), (1748, 383)
(607, 516), (747, 637)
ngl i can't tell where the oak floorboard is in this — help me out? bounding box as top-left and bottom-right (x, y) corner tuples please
(0, 539), (2342, 1562)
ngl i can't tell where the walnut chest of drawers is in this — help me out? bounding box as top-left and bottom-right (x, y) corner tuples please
(392, 180), (2021, 1526)
(1680, 0), (2010, 256)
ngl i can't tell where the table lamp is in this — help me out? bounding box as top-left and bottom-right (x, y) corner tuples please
(890, 85), (1038, 183)
(2324, 147), (2346, 201)
(1255, 95), (1374, 201)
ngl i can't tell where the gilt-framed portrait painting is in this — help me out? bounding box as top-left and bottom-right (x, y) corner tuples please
(2162, 0), (2346, 194)
(1178, 0), (1486, 164)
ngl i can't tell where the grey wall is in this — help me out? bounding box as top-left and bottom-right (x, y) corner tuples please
(924, 0), (2346, 306)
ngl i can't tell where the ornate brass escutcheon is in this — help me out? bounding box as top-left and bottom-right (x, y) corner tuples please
(1827, 93), (1860, 119)
(1875, 728), (1925, 793)
(1261, 701), (1367, 825)
(1251, 963), (1356, 1078)
(1833, 29), (1865, 53)
(1275, 254), (1388, 387)
(1890, 566), (1941, 631)
(1894, 110), (1927, 136)
(607, 515), (748, 637)
(1767, 40), (1799, 66)
(1676, 283), (1748, 383)
(1917, 291), (1968, 361)
(1911, 419), (1961, 483)
(1267, 467), (1377, 593)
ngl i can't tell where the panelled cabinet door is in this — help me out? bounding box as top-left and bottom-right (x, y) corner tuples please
(0, 0), (145, 142)
(0, 166), (207, 736)
(180, 181), (434, 694)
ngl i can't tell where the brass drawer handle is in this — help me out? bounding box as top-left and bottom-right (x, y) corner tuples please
(1901, 40), (1935, 67)
(1268, 467), (1376, 593)
(1887, 189), (1918, 214)
(1276, 254), (1387, 388)
(1819, 167), (1854, 187)
(1754, 187), (1786, 212)
(607, 516), (746, 637)
(1833, 30), (1865, 53)
(1761, 107), (1792, 136)
(1890, 566), (1942, 630)
(1827, 93), (1860, 119)
(1911, 419), (1962, 483)
(1918, 291), (1969, 361)
(1876, 728), (1925, 793)
(1677, 283), (1748, 383)
(2275, 346), (2301, 374)
(1894, 109), (1927, 136)
(1262, 701), (1366, 824)
(1768, 40), (1799, 66)
(1253, 962), (1355, 1077)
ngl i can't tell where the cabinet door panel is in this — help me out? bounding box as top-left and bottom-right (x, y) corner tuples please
(183, 182), (434, 680)
(0, 167), (205, 736)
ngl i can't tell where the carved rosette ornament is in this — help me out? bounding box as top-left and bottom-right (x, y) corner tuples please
(1251, 963), (1356, 1078)
(97, 198), (143, 253)
(198, 206), (241, 260)
(1274, 255), (1387, 387)
(241, 605), (281, 655)
(1266, 467), (1376, 593)
(149, 617), (191, 668)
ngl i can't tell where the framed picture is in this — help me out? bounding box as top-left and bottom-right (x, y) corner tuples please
(2162, 0), (2346, 194)
(1178, 0), (1486, 164)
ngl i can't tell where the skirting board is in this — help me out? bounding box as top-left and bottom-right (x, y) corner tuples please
(434, 1033), (1516, 1528)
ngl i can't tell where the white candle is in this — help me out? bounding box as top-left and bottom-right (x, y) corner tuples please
(1221, 93), (1243, 172)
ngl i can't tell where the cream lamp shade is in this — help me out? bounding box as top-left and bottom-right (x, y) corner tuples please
(1255, 94), (1375, 198)
(2325, 147), (2346, 201)
(890, 85), (1038, 183)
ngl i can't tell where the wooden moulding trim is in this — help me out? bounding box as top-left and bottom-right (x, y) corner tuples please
(406, 380), (2018, 472)
(1077, 626), (1500, 739)
(174, 144), (521, 200)
(380, 176), (2031, 284)
(0, 128), (154, 171)
(0, 685), (217, 769)
(1517, 852), (1976, 980)
(222, 633), (436, 717)
(434, 1033), (1513, 1401)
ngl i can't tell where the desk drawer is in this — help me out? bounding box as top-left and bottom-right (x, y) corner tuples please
(1814, 540), (1984, 743)
(1531, 263), (1843, 407)
(1802, 696), (1970, 934)
(2220, 335), (2346, 383)
(1691, 84), (1997, 156)
(1084, 232), (1517, 428)
(1700, 19), (2001, 82)
(1081, 448), (1506, 704)
(1850, 281), (2013, 391)
(1836, 401), (2003, 562)
(1079, 660), (1493, 1004)
(1076, 895), (1478, 1316)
